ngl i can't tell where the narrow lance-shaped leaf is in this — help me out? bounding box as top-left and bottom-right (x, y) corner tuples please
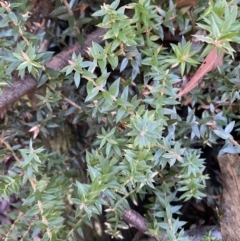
(177, 48), (224, 98)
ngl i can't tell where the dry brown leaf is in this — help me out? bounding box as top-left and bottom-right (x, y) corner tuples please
(79, 3), (89, 16)
(29, 124), (41, 139)
(177, 48), (224, 98)
(175, 0), (197, 33)
(175, 0), (197, 9)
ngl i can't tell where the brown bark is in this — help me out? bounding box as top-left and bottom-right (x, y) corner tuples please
(218, 154), (240, 241)
(122, 208), (222, 241)
(122, 209), (148, 233)
(0, 75), (37, 114)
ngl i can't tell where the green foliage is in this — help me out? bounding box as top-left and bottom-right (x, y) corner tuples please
(165, 40), (199, 76)
(2, 0), (240, 240)
(201, 231), (221, 241)
(194, 0), (240, 57)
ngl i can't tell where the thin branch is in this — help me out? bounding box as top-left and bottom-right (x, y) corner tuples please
(228, 135), (240, 146)
(122, 209), (148, 233)
(122, 208), (222, 241)
(19, 222), (33, 241)
(4, 211), (23, 240)
(67, 213), (87, 238)
(29, 179), (52, 239)
(62, 0), (73, 16)
(0, 27), (107, 114)
(0, 139), (22, 163)
(46, 83), (83, 111)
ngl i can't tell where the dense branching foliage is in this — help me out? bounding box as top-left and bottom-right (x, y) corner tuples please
(1, 0), (240, 240)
